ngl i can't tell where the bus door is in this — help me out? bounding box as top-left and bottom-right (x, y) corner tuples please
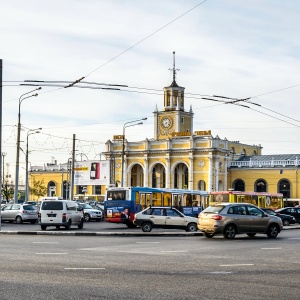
(172, 194), (183, 211)
(257, 196), (264, 207)
(139, 193), (152, 210)
(182, 194), (194, 217)
(200, 195), (209, 210)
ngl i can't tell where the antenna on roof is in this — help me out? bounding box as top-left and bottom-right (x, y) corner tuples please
(169, 51), (180, 82)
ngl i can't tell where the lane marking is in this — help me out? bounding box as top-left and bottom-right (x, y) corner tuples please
(288, 238), (300, 240)
(136, 242), (159, 244)
(35, 253), (68, 255)
(64, 268), (105, 270)
(161, 251), (188, 253)
(209, 271), (232, 274)
(33, 242), (59, 244)
(261, 247), (282, 250)
(220, 264), (254, 267)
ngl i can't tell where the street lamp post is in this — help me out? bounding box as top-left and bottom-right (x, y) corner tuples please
(1, 152), (6, 186)
(25, 128), (42, 203)
(14, 87), (41, 204)
(121, 118), (147, 187)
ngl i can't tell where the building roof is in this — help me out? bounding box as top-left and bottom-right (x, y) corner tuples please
(236, 154), (300, 162)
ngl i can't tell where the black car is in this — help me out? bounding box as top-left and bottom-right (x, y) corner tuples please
(262, 208), (296, 226)
(275, 207), (300, 224)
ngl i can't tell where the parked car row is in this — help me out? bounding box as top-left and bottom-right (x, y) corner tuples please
(1, 199), (104, 226)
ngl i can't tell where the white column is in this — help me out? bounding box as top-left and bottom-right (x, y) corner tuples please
(166, 156), (171, 188)
(189, 155), (194, 190)
(208, 156), (213, 192)
(144, 157), (148, 187)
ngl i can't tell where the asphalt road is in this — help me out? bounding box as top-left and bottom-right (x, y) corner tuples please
(0, 225), (300, 299)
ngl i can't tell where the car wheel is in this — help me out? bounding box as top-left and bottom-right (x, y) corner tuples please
(84, 213), (90, 222)
(282, 219), (290, 226)
(223, 224), (237, 239)
(247, 233), (256, 237)
(141, 222), (152, 232)
(65, 219), (72, 230)
(267, 224), (279, 238)
(186, 223), (197, 232)
(41, 225), (47, 231)
(78, 219), (84, 229)
(204, 233), (214, 238)
(15, 216), (22, 224)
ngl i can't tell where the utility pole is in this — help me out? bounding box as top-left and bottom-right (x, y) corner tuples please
(0, 59), (3, 230)
(70, 134), (76, 200)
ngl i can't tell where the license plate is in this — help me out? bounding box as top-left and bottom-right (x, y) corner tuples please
(47, 214), (56, 217)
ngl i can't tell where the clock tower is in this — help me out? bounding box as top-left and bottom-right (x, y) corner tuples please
(154, 52), (193, 140)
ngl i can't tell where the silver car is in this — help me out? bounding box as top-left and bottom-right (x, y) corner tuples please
(198, 203), (283, 239)
(133, 206), (198, 232)
(1, 204), (38, 224)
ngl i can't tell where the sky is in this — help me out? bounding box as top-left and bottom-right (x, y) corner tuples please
(1, 0), (300, 183)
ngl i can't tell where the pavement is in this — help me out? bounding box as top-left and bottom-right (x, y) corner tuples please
(0, 224), (300, 236)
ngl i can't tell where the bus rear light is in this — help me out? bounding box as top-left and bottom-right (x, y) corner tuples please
(211, 215), (222, 220)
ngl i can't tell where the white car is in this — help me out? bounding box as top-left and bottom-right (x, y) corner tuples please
(78, 203), (103, 222)
(39, 200), (84, 230)
(133, 206), (198, 232)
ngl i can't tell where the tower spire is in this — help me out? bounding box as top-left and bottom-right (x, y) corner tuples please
(169, 51), (180, 85)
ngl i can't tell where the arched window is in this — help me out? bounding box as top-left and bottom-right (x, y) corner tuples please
(278, 179), (290, 198)
(198, 180), (206, 191)
(255, 179), (267, 192)
(174, 163), (188, 189)
(233, 179), (245, 191)
(48, 181), (56, 196)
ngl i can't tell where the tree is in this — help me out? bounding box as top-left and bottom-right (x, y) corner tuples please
(2, 182), (14, 201)
(30, 179), (47, 199)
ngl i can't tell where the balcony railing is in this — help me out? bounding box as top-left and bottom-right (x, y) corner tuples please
(228, 159), (299, 168)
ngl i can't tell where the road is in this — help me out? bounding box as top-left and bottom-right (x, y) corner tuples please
(0, 226), (300, 299)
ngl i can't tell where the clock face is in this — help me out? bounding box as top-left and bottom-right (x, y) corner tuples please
(161, 117), (172, 129)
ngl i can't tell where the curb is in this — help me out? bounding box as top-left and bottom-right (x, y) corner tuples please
(0, 226), (299, 236)
(0, 230), (203, 236)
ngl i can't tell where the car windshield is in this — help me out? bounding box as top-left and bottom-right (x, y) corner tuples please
(202, 205), (225, 213)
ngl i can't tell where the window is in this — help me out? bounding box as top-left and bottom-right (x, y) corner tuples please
(248, 207), (263, 217)
(151, 208), (164, 216)
(166, 209), (181, 217)
(41, 201), (63, 210)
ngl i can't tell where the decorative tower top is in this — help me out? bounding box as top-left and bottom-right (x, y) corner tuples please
(168, 51), (180, 87)
(163, 52), (185, 111)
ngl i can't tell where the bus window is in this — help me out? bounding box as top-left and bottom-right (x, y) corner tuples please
(163, 193), (171, 206)
(152, 192), (162, 206)
(192, 195), (199, 207)
(184, 194), (192, 206)
(172, 194), (183, 209)
(139, 193), (152, 209)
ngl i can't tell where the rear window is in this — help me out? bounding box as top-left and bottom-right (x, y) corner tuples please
(202, 205), (225, 213)
(41, 201), (63, 210)
(23, 205), (36, 211)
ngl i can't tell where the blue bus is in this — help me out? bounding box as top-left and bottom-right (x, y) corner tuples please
(104, 186), (209, 227)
